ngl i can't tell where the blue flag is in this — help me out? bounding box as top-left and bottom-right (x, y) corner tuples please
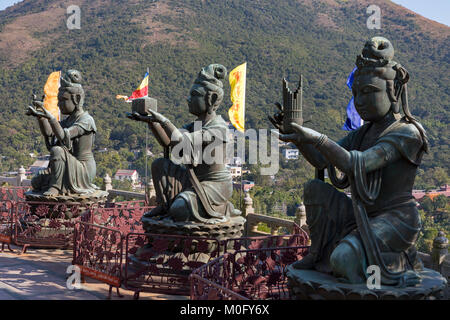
(341, 67), (362, 131)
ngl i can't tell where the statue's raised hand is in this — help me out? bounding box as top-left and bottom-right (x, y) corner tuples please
(31, 94), (44, 108)
(277, 123), (323, 145)
(268, 102), (286, 134)
(26, 94), (53, 119)
(126, 111), (148, 122)
(126, 109), (169, 124)
(147, 109), (169, 124)
(26, 105), (54, 119)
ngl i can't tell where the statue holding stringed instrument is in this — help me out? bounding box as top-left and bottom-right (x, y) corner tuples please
(271, 37), (447, 298)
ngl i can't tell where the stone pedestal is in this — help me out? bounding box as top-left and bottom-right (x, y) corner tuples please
(15, 190), (109, 250)
(286, 266), (448, 300)
(141, 215), (246, 241)
(25, 190), (109, 208)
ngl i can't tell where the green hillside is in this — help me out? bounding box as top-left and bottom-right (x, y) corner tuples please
(0, 0), (448, 188)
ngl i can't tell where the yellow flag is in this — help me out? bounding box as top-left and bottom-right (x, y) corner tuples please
(43, 71), (61, 121)
(228, 62), (246, 132)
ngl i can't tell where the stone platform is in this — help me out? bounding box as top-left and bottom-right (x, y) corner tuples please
(287, 266), (448, 300)
(25, 190), (109, 205)
(0, 245), (188, 300)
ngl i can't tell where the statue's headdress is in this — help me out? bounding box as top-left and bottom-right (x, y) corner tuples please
(354, 37), (428, 152)
(60, 69), (85, 107)
(194, 64), (227, 108)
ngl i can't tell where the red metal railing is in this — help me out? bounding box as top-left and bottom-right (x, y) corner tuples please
(105, 200), (146, 209)
(0, 200), (14, 252)
(0, 186), (28, 202)
(0, 187), (28, 251)
(73, 221), (123, 298)
(88, 206), (150, 234)
(73, 216), (309, 299)
(189, 253), (246, 300)
(190, 245), (309, 300)
(221, 228), (309, 254)
(123, 233), (221, 298)
(72, 206), (153, 298)
(13, 201), (88, 253)
(0, 187), (150, 255)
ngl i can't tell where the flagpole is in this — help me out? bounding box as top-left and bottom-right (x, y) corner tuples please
(144, 67), (150, 204)
(240, 164), (243, 211)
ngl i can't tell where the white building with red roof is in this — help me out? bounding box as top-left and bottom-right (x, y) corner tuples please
(114, 169), (139, 185)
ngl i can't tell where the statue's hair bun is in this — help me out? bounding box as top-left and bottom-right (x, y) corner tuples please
(195, 64), (227, 89)
(213, 65), (227, 80)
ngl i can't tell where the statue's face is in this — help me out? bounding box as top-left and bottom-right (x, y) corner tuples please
(352, 73), (391, 122)
(187, 84), (208, 116)
(57, 89), (77, 115)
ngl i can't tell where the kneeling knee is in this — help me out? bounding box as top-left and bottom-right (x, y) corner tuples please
(330, 240), (366, 284)
(50, 146), (64, 160)
(151, 157), (167, 173)
(304, 179), (329, 205)
(168, 197), (190, 222)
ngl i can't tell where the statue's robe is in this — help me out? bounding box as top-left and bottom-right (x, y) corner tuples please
(32, 110), (98, 194)
(306, 118), (425, 281)
(151, 115), (235, 223)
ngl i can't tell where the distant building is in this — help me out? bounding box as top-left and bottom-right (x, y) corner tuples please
(233, 180), (255, 192)
(29, 159), (49, 175)
(227, 165), (242, 180)
(413, 185), (450, 200)
(114, 169), (139, 185)
(282, 149), (299, 160)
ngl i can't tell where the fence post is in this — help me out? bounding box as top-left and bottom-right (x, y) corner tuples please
(295, 203), (306, 227)
(146, 179), (157, 206)
(16, 166), (26, 186)
(432, 231), (448, 274)
(243, 191), (254, 216)
(104, 174), (112, 191)
(243, 191), (254, 237)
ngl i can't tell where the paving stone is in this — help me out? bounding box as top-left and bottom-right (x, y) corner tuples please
(0, 289), (16, 300)
(0, 247), (189, 300)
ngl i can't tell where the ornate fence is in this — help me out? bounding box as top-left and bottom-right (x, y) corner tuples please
(13, 201), (88, 253)
(72, 213), (309, 299)
(0, 186), (27, 202)
(73, 206), (153, 298)
(0, 200), (14, 252)
(0, 186), (149, 254)
(105, 200), (146, 209)
(123, 233), (222, 298)
(73, 221), (123, 298)
(190, 245), (309, 300)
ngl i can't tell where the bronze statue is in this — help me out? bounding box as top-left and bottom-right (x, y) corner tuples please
(128, 64), (240, 224)
(271, 37), (429, 287)
(26, 70), (99, 197)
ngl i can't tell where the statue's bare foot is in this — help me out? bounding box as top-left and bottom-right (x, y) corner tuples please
(43, 187), (60, 196)
(291, 253), (316, 270)
(143, 205), (165, 218)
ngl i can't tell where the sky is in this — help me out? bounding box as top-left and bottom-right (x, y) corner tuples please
(391, 0), (449, 26)
(0, 0), (449, 26)
(0, 0), (22, 11)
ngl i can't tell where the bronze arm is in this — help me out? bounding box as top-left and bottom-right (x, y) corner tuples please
(316, 136), (401, 175)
